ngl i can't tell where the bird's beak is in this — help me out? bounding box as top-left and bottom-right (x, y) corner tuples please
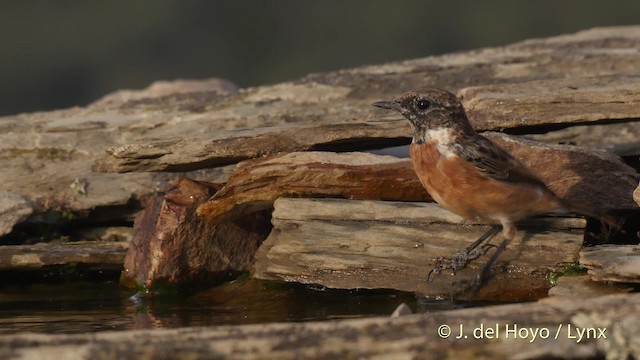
(372, 100), (400, 111)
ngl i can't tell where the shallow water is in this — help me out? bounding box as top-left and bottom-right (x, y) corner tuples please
(0, 277), (475, 334)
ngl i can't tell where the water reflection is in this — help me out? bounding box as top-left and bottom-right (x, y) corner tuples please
(0, 281), (134, 333)
(0, 278), (478, 334)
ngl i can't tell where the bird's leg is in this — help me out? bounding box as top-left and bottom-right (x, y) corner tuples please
(462, 220), (516, 292)
(428, 225), (500, 282)
(451, 236), (510, 298)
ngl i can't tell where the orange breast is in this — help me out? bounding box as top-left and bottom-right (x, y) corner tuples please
(409, 143), (456, 210)
(409, 142), (562, 223)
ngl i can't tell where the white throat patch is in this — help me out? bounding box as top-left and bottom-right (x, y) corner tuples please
(424, 128), (456, 157)
(425, 128), (454, 144)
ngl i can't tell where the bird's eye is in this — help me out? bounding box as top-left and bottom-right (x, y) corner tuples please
(417, 100), (430, 110)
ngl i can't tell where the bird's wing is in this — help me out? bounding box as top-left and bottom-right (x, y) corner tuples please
(455, 135), (548, 188)
(455, 136), (623, 229)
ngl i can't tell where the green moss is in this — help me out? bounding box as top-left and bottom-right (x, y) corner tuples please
(547, 262), (588, 286)
(546, 271), (561, 286)
(119, 271), (185, 297)
(561, 262), (588, 276)
(61, 210), (78, 221)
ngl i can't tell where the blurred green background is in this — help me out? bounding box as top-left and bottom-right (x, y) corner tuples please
(2, 1), (639, 116)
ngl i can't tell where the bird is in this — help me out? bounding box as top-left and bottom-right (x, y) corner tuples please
(372, 88), (574, 281)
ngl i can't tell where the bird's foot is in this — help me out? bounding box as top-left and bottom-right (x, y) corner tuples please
(450, 238), (510, 297)
(427, 243), (495, 282)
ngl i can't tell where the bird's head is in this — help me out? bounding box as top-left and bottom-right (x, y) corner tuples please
(373, 88), (474, 143)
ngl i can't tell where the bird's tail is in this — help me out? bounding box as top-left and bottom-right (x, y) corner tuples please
(558, 200), (625, 233)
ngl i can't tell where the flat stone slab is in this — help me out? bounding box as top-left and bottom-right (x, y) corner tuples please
(580, 245), (640, 283)
(0, 241), (128, 270)
(460, 75), (640, 130)
(254, 198), (586, 301)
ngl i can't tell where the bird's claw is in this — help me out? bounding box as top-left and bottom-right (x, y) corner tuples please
(427, 243), (495, 282)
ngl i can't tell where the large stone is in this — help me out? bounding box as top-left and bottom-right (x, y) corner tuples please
(121, 178), (272, 292)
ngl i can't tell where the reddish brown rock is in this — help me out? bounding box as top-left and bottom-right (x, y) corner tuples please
(196, 152), (430, 223)
(121, 178), (271, 292)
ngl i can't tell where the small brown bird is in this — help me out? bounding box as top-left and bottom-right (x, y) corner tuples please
(373, 88), (569, 279)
